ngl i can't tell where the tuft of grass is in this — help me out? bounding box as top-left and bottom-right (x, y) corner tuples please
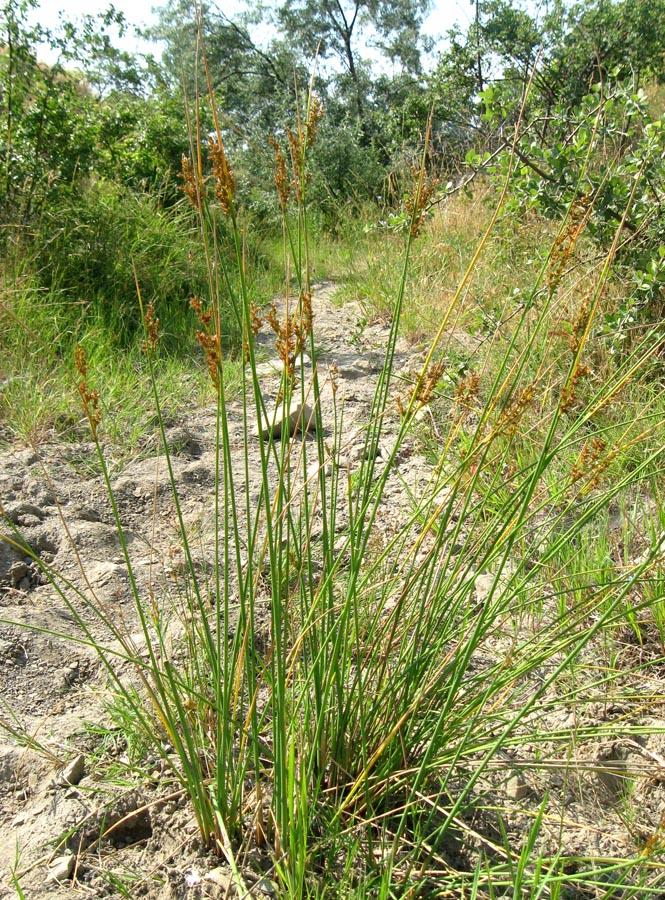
(2, 51), (665, 900)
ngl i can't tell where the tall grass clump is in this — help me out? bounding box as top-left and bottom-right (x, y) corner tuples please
(3, 53), (665, 899)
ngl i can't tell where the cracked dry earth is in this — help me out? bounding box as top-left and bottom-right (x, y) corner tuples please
(0, 283), (442, 898)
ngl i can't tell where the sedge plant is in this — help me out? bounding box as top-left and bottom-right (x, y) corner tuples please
(2, 45), (665, 900)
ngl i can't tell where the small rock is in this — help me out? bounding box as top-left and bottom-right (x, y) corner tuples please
(59, 661), (80, 692)
(338, 358), (371, 380)
(15, 448), (39, 466)
(55, 753), (85, 787)
(0, 745), (21, 784)
(205, 867), (232, 890)
(253, 400), (316, 440)
(506, 773), (528, 800)
(254, 354), (310, 378)
(255, 359), (285, 378)
(254, 876), (278, 896)
(18, 514), (42, 528)
(306, 461), (332, 481)
(47, 853), (75, 883)
(474, 573), (495, 602)
(9, 561), (28, 586)
(594, 744), (631, 798)
(432, 486), (455, 511)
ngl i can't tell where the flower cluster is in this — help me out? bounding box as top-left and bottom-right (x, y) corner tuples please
(548, 193), (592, 293)
(74, 344), (101, 438)
(207, 135), (236, 216)
(180, 154), (202, 211)
(191, 296), (221, 391)
(141, 301), (160, 354)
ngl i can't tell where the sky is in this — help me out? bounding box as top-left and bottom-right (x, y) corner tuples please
(28, 0), (475, 65)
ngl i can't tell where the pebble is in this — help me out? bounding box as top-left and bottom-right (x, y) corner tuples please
(253, 400), (316, 440)
(47, 853), (75, 883)
(10, 561), (28, 586)
(54, 753), (85, 787)
(254, 876), (278, 896)
(73, 505), (101, 522)
(204, 867), (232, 889)
(506, 773), (529, 800)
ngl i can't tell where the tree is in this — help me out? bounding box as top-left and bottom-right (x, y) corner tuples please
(149, 0), (302, 139)
(277, 0), (431, 125)
(549, 0), (665, 106)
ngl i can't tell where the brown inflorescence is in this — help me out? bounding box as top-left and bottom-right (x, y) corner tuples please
(207, 134), (236, 216)
(74, 344), (101, 438)
(548, 193), (592, 293)
(300, 289), (313, 342)
(559, 363), (591, 413)
(180, 155), (202, 211)
(249, 302), (263, 338)
(569, 290), (594, 353)
(141, 301), (160, 354)
(455, 371), (481, 410)
(306, 94), (324, 148)
(570, 436), (606, 483)
(243, 303), (265, 364)
(406, 165), (440, 237)
(191, 296), (221, 391)
(264, 291), (313, 380)
(496, 383), (536, 437)
(270, 135), (291, 212)
(414, 359), (446, 407)
(329, 360), (339, 398)
(569, 436), (620, 495)
(286, 127), (305, 201)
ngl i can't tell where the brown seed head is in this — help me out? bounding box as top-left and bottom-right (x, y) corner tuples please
(286, 127), (307, 200)
(270, 134), (291, 211)
(496, 383), (536, 436)
(329, 360), (339, 398)
(180, 155), (201, 210)
(299, 290), (313, 342)
(406, 166), (440, 237)
(548, 193), (592, 293)
(306, 94), (324, 148)
(207, 134), (236, 216)
(250, 302), (263, 338)
(559, 363), (591, 413)
(142, 301), (160, 353)
(414, 359), (446, 407)
(191, 295), (212, 327)
(456, 371), (481, 410)
(74, 344), (101, 437)
(191, 297), (221, 391)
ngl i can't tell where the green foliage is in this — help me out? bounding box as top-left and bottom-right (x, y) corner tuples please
(550, 0), (665, 106)
(31, 180), (209, 348)
(490, 82), (665, 342)
(3, 73), (665, 897)
(1, 0), (188, 234)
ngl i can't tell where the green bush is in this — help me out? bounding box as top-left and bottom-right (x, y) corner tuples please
(32, 179), (211, 349)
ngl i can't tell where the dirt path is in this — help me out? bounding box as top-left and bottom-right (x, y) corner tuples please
(0, 283), (438, 898)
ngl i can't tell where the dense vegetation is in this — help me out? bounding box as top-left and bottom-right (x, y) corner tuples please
(2, 1), (665, 897)
(1, 0), (663, 384)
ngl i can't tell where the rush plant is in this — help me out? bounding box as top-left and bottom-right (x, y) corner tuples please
(2, 36), (665, 900)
